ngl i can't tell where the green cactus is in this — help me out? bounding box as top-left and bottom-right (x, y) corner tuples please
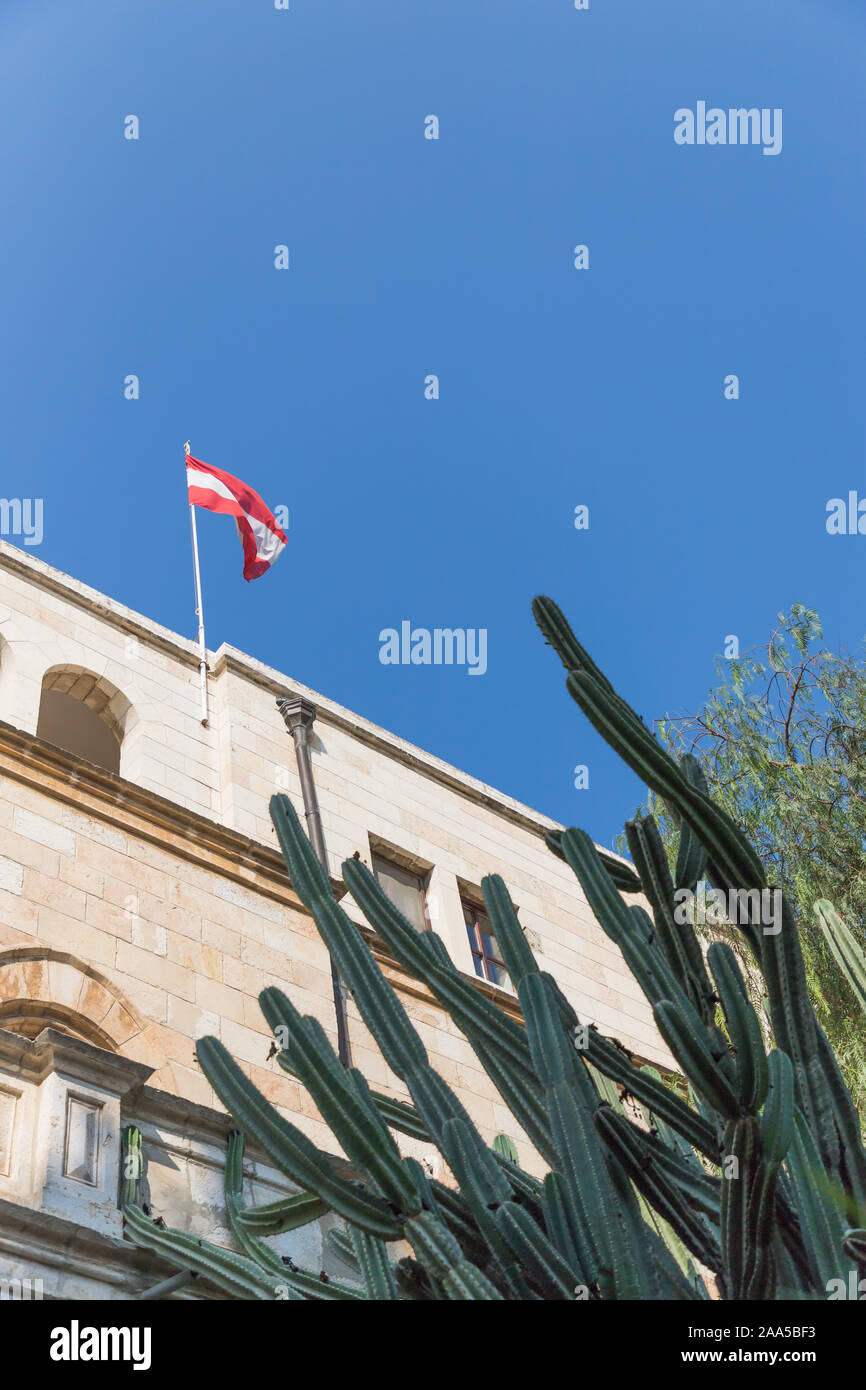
(492, 1133), (520, 1164)
(814, 899), (866, 1018)
(120, 599), (866, 1300)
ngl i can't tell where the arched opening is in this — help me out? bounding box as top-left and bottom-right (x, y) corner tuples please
(0, 635), (17, 725)
(0, 1001), (118, 1050)
(36, 667), (133, 775)
(0, 951), (146, 1055)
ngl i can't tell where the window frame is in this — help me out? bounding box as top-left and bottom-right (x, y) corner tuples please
(370, 852), (432, 933)
(461, 897), (513, 993)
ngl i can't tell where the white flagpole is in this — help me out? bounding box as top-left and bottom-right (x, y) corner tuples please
(185, 441), (209, 726)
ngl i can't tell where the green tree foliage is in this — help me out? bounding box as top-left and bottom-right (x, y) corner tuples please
(643, 604), (866, 1108)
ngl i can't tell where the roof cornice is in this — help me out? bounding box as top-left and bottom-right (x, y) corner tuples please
(0, 540), (636, 873)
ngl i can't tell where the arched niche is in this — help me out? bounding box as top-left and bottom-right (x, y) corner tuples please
(36, 666), (135, 776)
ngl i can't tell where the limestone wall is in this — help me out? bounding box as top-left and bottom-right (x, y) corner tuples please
(0, 539), (672, 1183)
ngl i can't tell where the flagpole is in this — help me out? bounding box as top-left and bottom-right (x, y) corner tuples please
(185, 441), (209, 727)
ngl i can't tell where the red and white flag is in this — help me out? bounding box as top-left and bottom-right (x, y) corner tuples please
(186, 455), (287, 581)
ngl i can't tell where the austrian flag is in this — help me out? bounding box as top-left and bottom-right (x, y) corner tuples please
(186, 456), (287, 581)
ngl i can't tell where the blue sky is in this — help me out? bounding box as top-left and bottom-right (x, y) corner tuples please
(1, 0), (864, 851)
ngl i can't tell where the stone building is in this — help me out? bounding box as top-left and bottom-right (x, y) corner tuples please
(0, 539), (670, 1298)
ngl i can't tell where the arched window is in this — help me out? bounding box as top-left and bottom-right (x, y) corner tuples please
(36, 667), (132, 776)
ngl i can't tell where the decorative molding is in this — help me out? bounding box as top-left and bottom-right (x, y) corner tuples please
(0, 947), (146, 1050)
(0, 1027), (154, 1094)
(0, 540), (203, 671)
(0, 538), (634, 874)
(0, 721), (346, 906)
(125, 1082), (357, 1187)
(0, 1198), (224, 1298)
(0, 733), (658, 1070)
(63, 1094), (101, 1185)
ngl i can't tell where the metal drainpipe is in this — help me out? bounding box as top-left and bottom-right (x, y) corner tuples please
(139, 1270), (197, 1300)
(277, 696), (352, 1068)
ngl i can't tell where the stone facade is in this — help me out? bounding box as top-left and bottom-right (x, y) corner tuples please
(0, 539), (670, 1298)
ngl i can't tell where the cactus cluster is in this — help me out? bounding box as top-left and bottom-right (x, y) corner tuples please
(122, 598), (866, 1299)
